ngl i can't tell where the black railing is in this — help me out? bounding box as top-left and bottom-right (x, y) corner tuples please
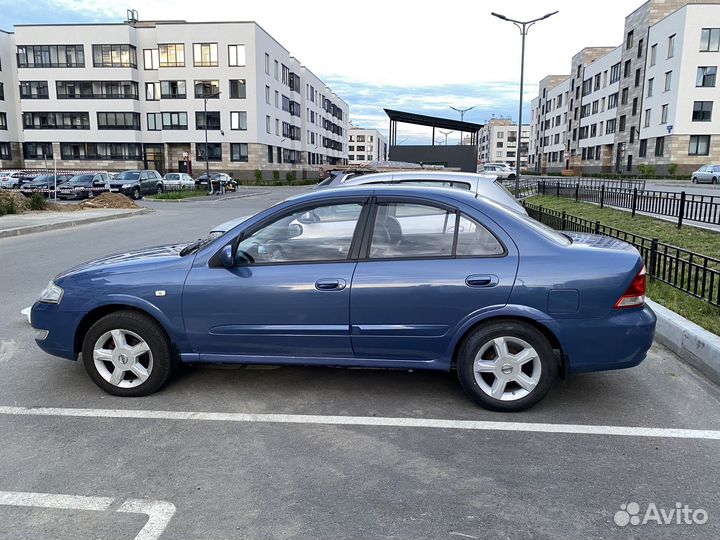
(537, 180), (720, 228)
(523, 201), (720, 308)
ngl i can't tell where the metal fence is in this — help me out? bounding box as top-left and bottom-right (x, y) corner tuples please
(537, 179), (720, 228)
(528, 176), (646, 190)
(523, 201), (720, 308)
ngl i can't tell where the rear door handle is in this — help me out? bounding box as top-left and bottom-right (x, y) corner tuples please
(315, 278), (347, 291)
(465, 274), (499, 288)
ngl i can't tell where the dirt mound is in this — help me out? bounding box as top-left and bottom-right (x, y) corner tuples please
(0, 190), (30, 213)
(79, 192), (139, 209)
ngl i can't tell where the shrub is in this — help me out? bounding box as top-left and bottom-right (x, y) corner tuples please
(0, 197), (17, 215)
(29, 192), (47, 211)
(254, 169), (263, 182)
(668, 162), (678, 176)
(637, 164), (656, 176)
(272, 170), (280, 182)
(285, 171), (295, 183)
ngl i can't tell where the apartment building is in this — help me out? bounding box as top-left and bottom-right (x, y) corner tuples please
(0, 17), (349, 178)
(348, 128), (387, 164)
(478, 118), (530, 169)
(530, 0), (720, 175)
(528, 76), (570, 171)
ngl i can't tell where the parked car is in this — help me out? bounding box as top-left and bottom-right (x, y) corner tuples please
(691, 164), (720, 184)
(479, 163), (517, 180)
(160, 172), (195, 192)
(196, 172), (236, 192)
(31, 185), (655, 411)
(57, 173), (111, 200)
(0, 171), (26, 189)
(19, 174), (74, 197)
(108, 170), (162, 199)
(317, 170), (526, 215)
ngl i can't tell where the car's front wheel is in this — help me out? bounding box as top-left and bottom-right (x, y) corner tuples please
(692, 177), (698, 183)
(81, 310), (174, 396)
(456, 320), (556, 411)
(131, 187), (140, 200)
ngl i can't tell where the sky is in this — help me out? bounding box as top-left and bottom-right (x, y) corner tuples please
(0, 0), (643, 144)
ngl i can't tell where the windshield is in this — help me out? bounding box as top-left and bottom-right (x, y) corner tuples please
(115, 171), (140, 181)
(165, 173), (180, 180)
(68, 175), (95, 184)
(28, 175), (54, 183)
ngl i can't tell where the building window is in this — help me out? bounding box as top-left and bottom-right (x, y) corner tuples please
(230, 111), (247, 130)
(650, 44), (657, 65)
(621, 87), (628, 105)
(626, 30), (634, 50)
(639, 139), (647, 157)
(92, 44), (137, 68)
(196, 142), (221, 161)
(147, 113), (160, 131)
(623, 60), (631, 78)
(194, 80), (220, 98)
(637, 38), (644, 59)
(605, 118), (616, 135)
(143, 49), (159, 70)
(692, 101), (713, 121)
(644, 109), (651, 127)
(19, 80), (49, 99)
(97, 111), (140, 130)
(160, 80), (186, 99)
(193, 43), (218, 67)
(700, 28), (720, 52)
(146, 82), (160, 101)
(0, 142), (11, 160)
(23, 111), (90, 129)
(23, 142), (53, 159)
(17, 45), (84, 68)
(660, 104), (668, 124)
(162, 112), (188, 130)
(619, 115), (626, 132)
(696, 66), (717, 87)
(265, 85), (270, 104)
(228, 45), (246, 67)
(655, 136), (664, 156)
(158, 44), (185, 67)
(610, 62), (621, 84)
(667, 34), (675, 58)
(647, 78), (654, 97)
(608, 92), (618, 109)
(264, 53), (270, 75)
(664, 71), (672, 92)
(630, 126), (635, 144)
(592, 100), (599, 114)
(267, 144), (273, 163)
(689, 135), (711, 155)
(632, 97), (638, 116)
(57, 80), (138, 99)
(635, 68), (641, 87)
(0, 112), (6, 130)
(229, 79), (246, 99)
(265, 115), (271, 134)
(60, 142), (141, 160)
(230, 143), (248, 162)
(195, 111), (220, 130)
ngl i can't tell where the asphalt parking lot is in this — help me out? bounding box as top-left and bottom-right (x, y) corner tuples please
(1, 187), (720, 539)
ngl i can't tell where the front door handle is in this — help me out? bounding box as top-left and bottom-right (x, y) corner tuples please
(466, 274), (499, 288)
(315, 278), (347, 291)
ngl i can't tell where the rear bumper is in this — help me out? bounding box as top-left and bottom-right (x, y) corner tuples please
(558, 305), (656, 374)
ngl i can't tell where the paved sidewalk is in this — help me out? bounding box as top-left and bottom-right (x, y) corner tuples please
(0, 208), (151, 239)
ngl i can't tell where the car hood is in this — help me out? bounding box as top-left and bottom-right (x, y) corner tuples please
(55, 243), (192, 281)
(210, 215), (253, 234)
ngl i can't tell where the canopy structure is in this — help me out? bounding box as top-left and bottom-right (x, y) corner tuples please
(384, 108), (483, 146)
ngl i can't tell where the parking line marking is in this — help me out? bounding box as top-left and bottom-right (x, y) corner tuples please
(1, 405), (720, 441)
(0, 491), (176, 540)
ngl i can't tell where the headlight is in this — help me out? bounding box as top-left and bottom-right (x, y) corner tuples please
(38, 281), (64, 304)
(122, 183), (132, 188)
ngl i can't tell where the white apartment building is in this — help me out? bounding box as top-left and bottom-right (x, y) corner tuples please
(348, 128), (387, 164)
(530, 0), (720, 175)
(478, 118), (530, 169)
(0, 17), (349, 178)
(528, 76), (570, 171)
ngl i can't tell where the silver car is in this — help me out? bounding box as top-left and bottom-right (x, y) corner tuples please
(691, 164), (720, 184)
(328, 171), (526, 215)
(478, 164), (517, 181)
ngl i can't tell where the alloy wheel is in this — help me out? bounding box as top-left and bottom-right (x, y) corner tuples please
(472, 336), (541, 401)
(93, 329), (153, 388)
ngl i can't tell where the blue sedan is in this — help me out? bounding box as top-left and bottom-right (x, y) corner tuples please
(31, 186), (656, 411)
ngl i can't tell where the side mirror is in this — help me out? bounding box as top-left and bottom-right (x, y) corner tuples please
(287, 223), (303, 238)
(219, 245), (234, 267)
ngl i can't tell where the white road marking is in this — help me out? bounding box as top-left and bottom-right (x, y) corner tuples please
(0, 490), (176, 540)
(1, 405), (719, 441)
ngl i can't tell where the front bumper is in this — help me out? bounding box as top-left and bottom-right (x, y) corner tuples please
(30, 301), (81, 361)
(558, 305), (656, 374)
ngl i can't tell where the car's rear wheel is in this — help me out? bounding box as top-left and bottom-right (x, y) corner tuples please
(507, 174), (516, 181)
(157, 184), (164, 194)
(456, 320), (556, 412)
(713, 177), (718, 184)
(81, 311), (174, 396)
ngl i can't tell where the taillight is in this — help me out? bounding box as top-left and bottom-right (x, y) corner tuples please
(614, 265), (646, 309)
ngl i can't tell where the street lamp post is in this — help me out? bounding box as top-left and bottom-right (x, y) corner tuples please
(449, 106), (475, 145)
(438, 130), (453, 145)
(491, 10), (558, 197)
(202, 89), (221, 193)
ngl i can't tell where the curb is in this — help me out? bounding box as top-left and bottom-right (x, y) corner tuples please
(146, 189), (268, 203)
(648, 298), (720, 385)
(0, 208), (151, 239)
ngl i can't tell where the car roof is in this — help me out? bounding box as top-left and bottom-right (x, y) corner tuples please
(340, 170), (495, 186)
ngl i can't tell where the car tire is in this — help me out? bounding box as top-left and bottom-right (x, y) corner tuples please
(456, 320), (556, 412)
(157, 184), (164, 194)
(713, 177), (718, 185)
(507, 174), (516, 181)
(81, 310), (174, 397)
(692, 177), (697, 183)
(132, 187), (140, 200)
